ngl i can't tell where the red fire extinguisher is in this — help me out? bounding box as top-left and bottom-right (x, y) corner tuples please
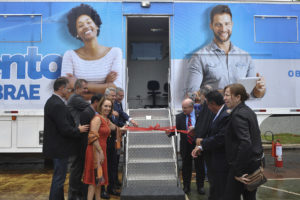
(271, 140), (275, 157)
(275, 140), (283, 168)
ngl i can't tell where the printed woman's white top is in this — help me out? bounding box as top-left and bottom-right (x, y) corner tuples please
(61, 47), (122, 88)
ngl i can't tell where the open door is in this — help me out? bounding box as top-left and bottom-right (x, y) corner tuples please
(126, 16), (170, 109)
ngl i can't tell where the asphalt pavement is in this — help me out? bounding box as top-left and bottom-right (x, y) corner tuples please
(1, 149), (300, 200)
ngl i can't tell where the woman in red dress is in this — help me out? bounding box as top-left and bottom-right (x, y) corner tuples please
(83, 97), (126, 200)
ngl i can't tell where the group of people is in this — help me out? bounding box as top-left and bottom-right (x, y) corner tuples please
(43, 77), (138, 200)
(176, 84), (263, 200)
(175, 4), (266, 200)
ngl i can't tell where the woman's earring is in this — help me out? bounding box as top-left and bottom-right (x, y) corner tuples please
(76, 35), (79, 38)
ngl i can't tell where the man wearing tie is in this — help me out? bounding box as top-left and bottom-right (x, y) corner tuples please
(192, 90), (230, 200)
(176, 98), (205, 195)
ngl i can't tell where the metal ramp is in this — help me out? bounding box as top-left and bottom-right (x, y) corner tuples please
(121, 109), (185, 200)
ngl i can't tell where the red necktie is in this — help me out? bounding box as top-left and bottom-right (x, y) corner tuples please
(187, 114), (193, 144)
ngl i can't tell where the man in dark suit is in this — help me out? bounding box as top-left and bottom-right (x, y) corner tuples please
(80, 93), (103, 151)
(67, 79), (90, 200)
(114, 87), (138, 127)
(176, 98), (205, 195)
(193, 85), (215, 198)
(68, 79), (89, 126)
(113, 87), (138, 188)
(80, 93), (107, 200)
(192, 90), (230, 200)
(194, 85), (215, 144)
(104, 87), (120, 196)
(43, 77), (89, 200)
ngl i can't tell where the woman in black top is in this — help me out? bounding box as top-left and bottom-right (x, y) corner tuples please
(223, 83), (263, 200)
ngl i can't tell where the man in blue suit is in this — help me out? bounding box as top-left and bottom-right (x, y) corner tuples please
(192, 90), (230, 200)
(113, 87), (138, 127)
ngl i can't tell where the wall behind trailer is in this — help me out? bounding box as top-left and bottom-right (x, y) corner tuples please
(170, 2), (300, 110)
(0, 2), (125, 110)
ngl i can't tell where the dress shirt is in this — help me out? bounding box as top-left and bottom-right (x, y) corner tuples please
(212, 105), (225, 122)
(185, 109), (196, 129)
(185, 41), (255, 93)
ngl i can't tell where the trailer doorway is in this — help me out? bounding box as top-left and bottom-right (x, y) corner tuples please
(126, 16), (170, 109)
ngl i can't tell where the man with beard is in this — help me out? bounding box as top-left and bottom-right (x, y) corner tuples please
(185, 5), (266, 98)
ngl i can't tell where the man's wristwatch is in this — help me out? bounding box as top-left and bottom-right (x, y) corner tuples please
(197, 145), (203, 151)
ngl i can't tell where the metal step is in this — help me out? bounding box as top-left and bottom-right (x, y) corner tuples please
(128, 144), (172, 148)
(127, 174), (176, 181)
(129, 109), (169, 119)
(128, 158), (174, 163)
(126, 180), (178, 188)
(126, 174), (178, 188)
(127, 162), (176, 177)
(128, 131), (171, 146)
(122, 108), (184, 200)
(121, 186), (185, 200)
(128, 146), (174, 160)
(134, 119), (170, 127)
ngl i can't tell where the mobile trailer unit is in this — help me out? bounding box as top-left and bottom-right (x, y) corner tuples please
(1, 0), (300, 153)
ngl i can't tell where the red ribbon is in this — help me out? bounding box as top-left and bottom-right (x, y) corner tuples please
(126, 123), (189, 134)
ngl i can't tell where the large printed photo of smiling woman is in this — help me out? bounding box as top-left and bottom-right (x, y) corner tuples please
(61, 4), (122, 99)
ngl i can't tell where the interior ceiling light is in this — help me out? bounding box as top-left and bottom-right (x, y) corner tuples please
(150, 28), (164, 32)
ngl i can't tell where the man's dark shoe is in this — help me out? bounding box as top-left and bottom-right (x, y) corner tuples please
(101, 190), (110, 199)
(68, 195), (82, 200)
(183, 186), (190, 195)
(116, 180), (122, 187)
(197, 187), (205, 195)
(107, 189), (120, 196)
(115, 180), (122, 189)
(68, 191), (83, 200)
(114, 184), (121, 190)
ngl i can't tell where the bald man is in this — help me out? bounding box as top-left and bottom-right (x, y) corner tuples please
(176, 98), (205, 195)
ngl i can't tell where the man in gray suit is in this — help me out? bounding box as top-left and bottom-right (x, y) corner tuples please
(68, 79), (89, 126)
(67, 79), (90, 200)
